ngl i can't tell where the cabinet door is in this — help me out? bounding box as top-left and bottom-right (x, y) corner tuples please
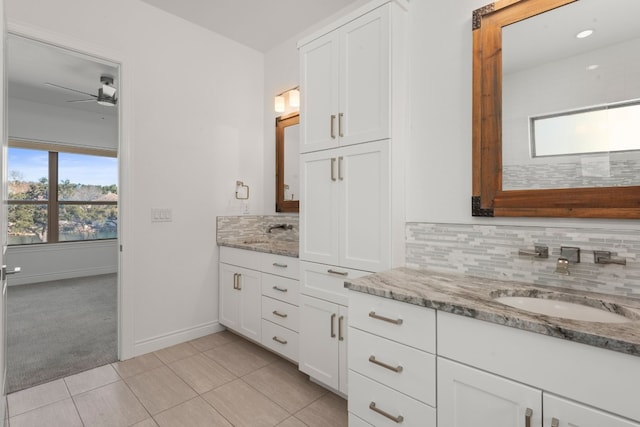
(338, 140), (390, 272)
(339, 5), (390, 146)
(300, 31), (340, 153)
(299, 295), (340, 390)
(219, 263), (261, 342)
(544, 394), (640, 427)
(438, 358), (542, 427)
(219, 263), (241, 330)
(300, 150), (340, 265)
(236, 267), (261, 342)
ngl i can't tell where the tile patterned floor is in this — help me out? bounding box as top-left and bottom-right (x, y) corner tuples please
(7, 331), (347, 427)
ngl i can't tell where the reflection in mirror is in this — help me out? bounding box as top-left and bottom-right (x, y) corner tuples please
(276, 113), (299, 213)
(472, 0), (640, 218)
(501, 0), (640, 191)
(284, 123), (300, 200)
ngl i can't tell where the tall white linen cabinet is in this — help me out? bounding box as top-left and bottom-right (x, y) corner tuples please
(297, 0), (408, 396)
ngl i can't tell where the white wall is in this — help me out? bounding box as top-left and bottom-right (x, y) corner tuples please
(5, 0), (265, 357)
(7, 241), (117, 286)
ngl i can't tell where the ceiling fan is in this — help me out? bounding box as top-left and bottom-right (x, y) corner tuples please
(45, 75), (118, 107)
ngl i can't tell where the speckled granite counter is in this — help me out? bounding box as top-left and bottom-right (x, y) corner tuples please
(345, 267), (640, 357)
(217, 238), (298, 258)
(216, 215), (299, 257)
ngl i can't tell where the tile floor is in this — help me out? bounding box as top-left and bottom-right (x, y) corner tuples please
(7, 330), (347, 427)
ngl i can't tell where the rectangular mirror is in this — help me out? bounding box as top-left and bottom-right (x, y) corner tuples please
(276, 113), (299, 213)
(472, 0), (640, 218)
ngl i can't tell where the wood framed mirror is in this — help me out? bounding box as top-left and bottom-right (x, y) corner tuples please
(472, 0), (640, 218)
(275, 112), (300, 213)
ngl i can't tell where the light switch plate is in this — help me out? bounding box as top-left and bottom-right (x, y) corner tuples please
(151, 208), (172, 222)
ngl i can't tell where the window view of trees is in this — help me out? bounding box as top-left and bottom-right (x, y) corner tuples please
(8, 146), (118, 245)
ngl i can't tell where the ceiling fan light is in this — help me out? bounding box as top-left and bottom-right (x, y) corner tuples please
(97, 88), (117, 107)
(102, 83), (117, 98)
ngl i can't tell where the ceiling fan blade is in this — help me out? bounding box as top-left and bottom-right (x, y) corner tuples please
(67, 99), (96, 103)
(44, 82), (97, 98)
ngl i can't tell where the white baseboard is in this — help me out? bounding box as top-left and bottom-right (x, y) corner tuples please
(130, 321), (225, 359)
(8, 265), (117, 286)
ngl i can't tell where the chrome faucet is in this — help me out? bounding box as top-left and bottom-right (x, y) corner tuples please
(267, 223), (293, 233)
(555, 258), (570, 275)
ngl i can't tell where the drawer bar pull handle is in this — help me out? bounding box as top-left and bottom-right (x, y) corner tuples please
(272, 310), (288, 318)
(369, 402), (404, 424)
(272, 286), (288, 293)
(368, 311), (403, 325)
(327, 269), (348, 276)
(525, 408), (533, 427)
(272, 262), (288, 268)
(272, 336), (287, 345)
(551, 418), (559, 427)
(330, 313), (336, 338)
(368, 355), (403, 373)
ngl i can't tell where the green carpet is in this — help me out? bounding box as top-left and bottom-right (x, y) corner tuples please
(6, 274), (117, 393)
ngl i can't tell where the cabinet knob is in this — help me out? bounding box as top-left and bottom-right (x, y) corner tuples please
(551, 418), (559, 427)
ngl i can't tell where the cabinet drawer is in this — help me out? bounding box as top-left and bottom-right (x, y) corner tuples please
(349, 327), (435, 406)
(261, 253), (299, 279)
(301, 261), (370, 305)
(261, 274), (299, 306)
(219, 246), (262, 270)
(349, 291), (436, 353)
(261, 296), (299, 332)
(349, 371), (436, 427)
(348, 413), (373, 427)
(261, 320), (299, 362)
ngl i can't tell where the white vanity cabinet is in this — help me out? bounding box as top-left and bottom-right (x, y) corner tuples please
(300, 140), (390, 272)
(347, 292), (437, 426)
(299, 4), (391, 153)
(437, 311), (640, 427)
(219, 247), (300, 361)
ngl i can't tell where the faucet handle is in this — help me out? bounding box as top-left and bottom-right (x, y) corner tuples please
(555, 258), (570, 275)
(594, 250), (626, 266)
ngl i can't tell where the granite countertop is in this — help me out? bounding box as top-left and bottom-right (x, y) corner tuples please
(345, 267), (640, 357)
(218, 238), (299, 258)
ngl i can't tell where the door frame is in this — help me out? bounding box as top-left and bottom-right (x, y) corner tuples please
(5, 20), (134, 360)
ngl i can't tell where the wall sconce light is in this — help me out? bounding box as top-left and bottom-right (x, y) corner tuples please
(274, 95), (285, 113)
(289, 88), (300, 108)
(274, 86), (300, 113)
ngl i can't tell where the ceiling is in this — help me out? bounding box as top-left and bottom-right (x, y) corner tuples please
(8, 34), (119, 116)
(139, 0), (363, 52)
(7, 0), (362, 118)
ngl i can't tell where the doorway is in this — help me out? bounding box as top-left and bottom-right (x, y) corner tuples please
(4, 34), (120, 392)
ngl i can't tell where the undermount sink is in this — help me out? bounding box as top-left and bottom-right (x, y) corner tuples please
(492, 291), (638, 324)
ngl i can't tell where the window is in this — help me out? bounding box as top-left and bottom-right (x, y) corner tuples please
(8, 140), (118, 245)
(530, 101), (640, 157)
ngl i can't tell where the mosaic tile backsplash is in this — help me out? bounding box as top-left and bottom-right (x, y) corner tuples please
(406, 223), (640, 297)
